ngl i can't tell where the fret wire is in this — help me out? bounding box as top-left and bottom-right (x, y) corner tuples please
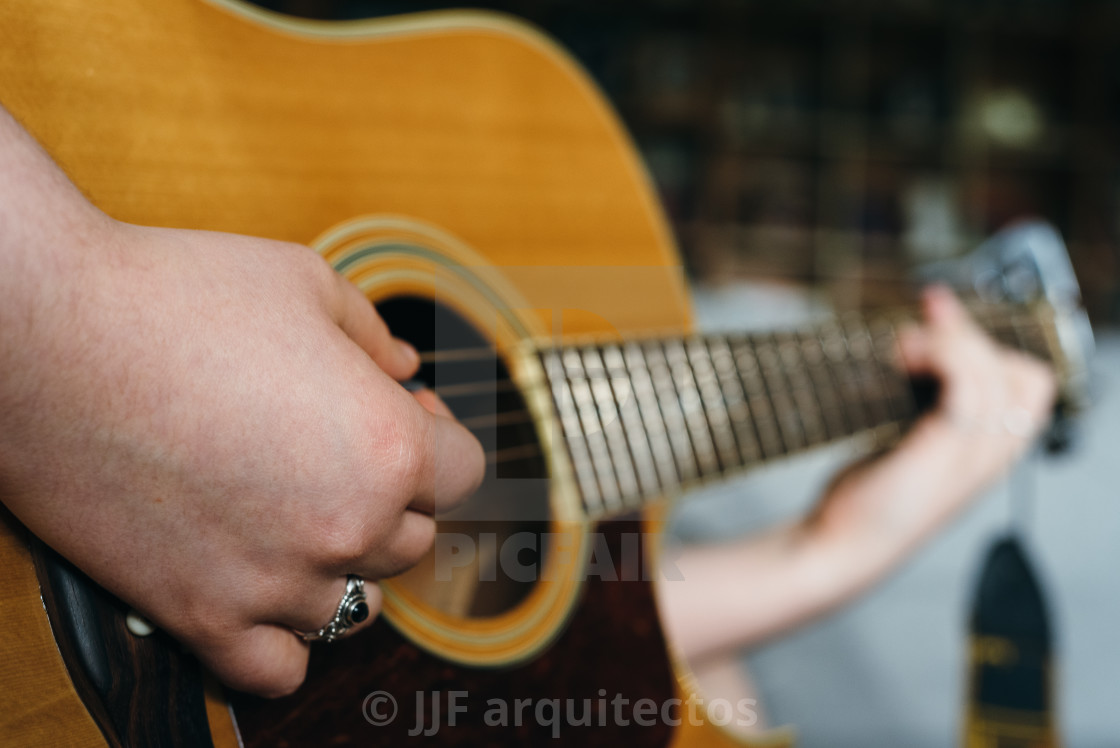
(776, 331), (828, 447)
(1009, 312), (1051, 370)
(1008, 311), (1043, 361)
(603, 343), (663, 498)
(623, 341), (682, 492)
(798, 329), (849, 440)
(664, 338), (721, 478)
(991, 324), (1019, 349)
(541, 350), (602, 513)
(512, 301), (1052, 519)
(846, 317), (893, 426)
(840, 315), (893, 430)
(644, 340), (700, 483)
(869, 315), (918, 425)
(563, 347), (623, 512)
(1027, 319), (1051, 361)
(817, 319), (870, 433)
(688, 336), (742, 473)
(754, 332), (805, 453)
(413, 302), (1045, 366)
(708, 335), (764, 464)
(1009, 319), (1038, 357)
(581, 345), (642, 507)
(1028, 308), (1063, 370)
(730, 336), (785, 459)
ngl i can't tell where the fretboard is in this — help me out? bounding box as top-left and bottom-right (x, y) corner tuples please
(536, 306), (1053, 520)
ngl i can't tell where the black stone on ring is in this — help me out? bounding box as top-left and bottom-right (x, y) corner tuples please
(297, 575), (369, 643)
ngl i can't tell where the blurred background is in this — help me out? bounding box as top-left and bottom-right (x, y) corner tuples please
(254, 1), (1118, 745)
(261, 0), (1120, 321)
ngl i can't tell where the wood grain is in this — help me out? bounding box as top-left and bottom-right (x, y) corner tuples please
(232, 519), (677, 747)
(0, 0), (690, 337)
(0, 3), (790, 746)
(32, 543), (215, 747)
(0, 507), (106, 747)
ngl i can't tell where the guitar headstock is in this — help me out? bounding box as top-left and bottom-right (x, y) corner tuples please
(917, 221), (1095, 453)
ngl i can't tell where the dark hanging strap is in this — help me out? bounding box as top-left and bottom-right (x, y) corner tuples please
(962, 533), (1060, 747)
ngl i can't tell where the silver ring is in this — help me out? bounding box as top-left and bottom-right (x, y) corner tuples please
(298, 575), (369, 643)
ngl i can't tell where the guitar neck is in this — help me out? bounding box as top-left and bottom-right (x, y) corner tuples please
(536, 304), (1055, 520)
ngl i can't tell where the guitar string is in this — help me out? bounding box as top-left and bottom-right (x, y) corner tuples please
(416, 317), (1047, 365)
(420, 317), (1051, 411)
(414, 316), (1051, 406)
(413, 312), (1050, 363)
(420, 308), (1054, 469)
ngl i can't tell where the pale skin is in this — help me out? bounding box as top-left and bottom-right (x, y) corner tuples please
(0, 104), (485, 697)
(656, 288), (1057, 667)
(0, 103), (1056, 699)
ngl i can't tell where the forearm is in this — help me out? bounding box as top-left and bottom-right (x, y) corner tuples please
(658, 522), (833, 667)
(0, 102), (118, 380)
(0, 103), (108, 260)
(0, 103), (118, 504)
(660, 418), (1035, 666)
(806, 419), (999, 590)
(660, 288), (1055, 666)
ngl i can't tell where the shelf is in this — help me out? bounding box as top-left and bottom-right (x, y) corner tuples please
(272, 0), (1120, 322)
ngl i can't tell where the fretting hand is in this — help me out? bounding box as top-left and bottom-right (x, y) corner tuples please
(660, 287), (1056, 665)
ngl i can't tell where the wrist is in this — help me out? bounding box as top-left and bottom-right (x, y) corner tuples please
(796, 426), (962, 599)
(793, 517), (880, 612)
(0, 206), (122, 501)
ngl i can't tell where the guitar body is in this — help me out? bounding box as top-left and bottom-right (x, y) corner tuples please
(0, 2), (792, 746)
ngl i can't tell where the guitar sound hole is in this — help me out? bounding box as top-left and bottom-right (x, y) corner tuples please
(376, 296), (551, 619)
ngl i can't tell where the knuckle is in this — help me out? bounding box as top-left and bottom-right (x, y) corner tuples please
(175, 595), (238, 648)
(316, 516), (375, 568)
(270, 244), (335, 309)
(192, 625), (309, 698)
(374, 409), (431, 500)
(308, 487), (379, 567)
(278, 240), (323, 273)
(240, 658), (307, 699)
(287, 243), (338, 299)
(382, 515), (437, 576)
(409, 516), (437, 556)
(290, 241), (329, 271)
(269, 674), (306, 699)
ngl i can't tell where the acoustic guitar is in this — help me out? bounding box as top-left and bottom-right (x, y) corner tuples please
(0, 2), (1093, 746)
